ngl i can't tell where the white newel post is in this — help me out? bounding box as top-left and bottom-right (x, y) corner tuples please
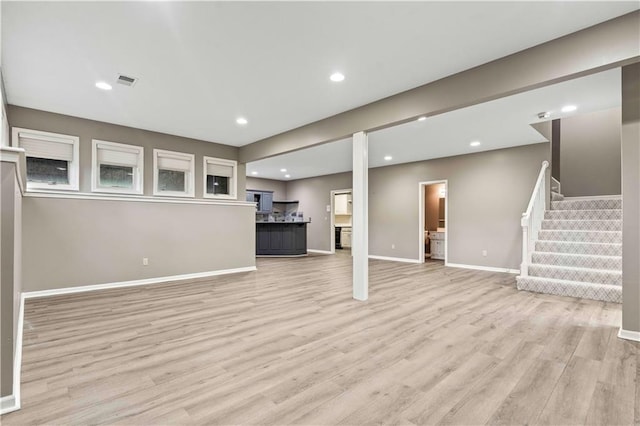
(521, 220), (529, 277)
(520, 161), (549, 278)
(352, 131), (368, 301)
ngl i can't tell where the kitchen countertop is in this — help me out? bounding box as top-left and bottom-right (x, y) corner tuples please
(256, 221), (311, 224)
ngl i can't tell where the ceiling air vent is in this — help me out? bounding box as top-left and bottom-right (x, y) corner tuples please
(116, 74), (138, 87)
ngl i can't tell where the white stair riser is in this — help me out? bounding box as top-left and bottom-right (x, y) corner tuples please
(538, 230), (621, 244)
(528, 265), (622, 286)
(551, 192), (565, 201)
(516, 276), (622, 303)
(531, 252), (622, 270)
(535, 241), (622, 256)
(551, 199), (621, 210)
(541, 220), (621, 231)
(545, 209), (622, 220)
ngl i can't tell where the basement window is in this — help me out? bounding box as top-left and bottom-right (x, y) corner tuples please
(92, 140), (144, 194)
(153, 149), (195, 197)
(203, 156), (237, 199)
(12, 127), (79, 191)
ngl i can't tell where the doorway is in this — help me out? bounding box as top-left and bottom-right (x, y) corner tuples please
(419, 180), (448, 263)
(330, 189), (352, 254)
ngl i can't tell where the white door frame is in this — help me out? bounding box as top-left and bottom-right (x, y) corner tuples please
(418, 180), (448, 264)
(329, 188), (352, 254)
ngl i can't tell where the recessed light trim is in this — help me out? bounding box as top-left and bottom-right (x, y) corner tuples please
(236, 117), (248, 125)
(330, 72), (345, 82)
(251, 171), (258, 175)
(384, 155), (392, 161)
(470, 141), (481, 147)
(285, 174), (291, 178)
(561, 105), (577, 113)
(280, 168), (287, 172)
(417, 116), (427, 121)
(95, 81), (112, 91)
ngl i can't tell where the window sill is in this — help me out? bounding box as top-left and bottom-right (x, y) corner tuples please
(23, 190), (256, 207)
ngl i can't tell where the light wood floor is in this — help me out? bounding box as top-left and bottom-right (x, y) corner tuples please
(2, 252), (638, 425)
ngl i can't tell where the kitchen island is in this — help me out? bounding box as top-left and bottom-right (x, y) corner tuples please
(255, 221), (309, 256)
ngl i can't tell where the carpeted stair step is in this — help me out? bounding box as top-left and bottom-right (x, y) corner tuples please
(535, 241), (622, 256)
(516, 276), (622, 303)
(538, 230), (622, 244)
(528, 264), (622, 286)
(551, 198), (621, 211)
(531, 252), (622, 270)
(545, 209), (622, 220)
(541, 219), (621, 231)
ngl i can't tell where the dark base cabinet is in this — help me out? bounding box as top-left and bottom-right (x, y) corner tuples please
(256, 222), (308, 256)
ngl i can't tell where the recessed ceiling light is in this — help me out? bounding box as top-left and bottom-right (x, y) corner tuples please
(470, 141), (481, 147)
(330, 72), (345, 82)
(417, 116), (427, 121)
(537, 111), (551, 119)
(236, 117), (248, 125)
(561, 105), (577, 113)
(251, 171), (258, 175)
(280, 168), (287, 172)
(95, 81), (112, 91)
(285, 174), (291, 178)
(384, 155), (392, 161)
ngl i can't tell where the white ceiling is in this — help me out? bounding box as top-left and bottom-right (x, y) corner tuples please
(247, 69), (621, 181)
(2, 2), (637, 147)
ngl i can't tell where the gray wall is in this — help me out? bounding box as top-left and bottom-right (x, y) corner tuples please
(560, 108), (621, 196)
(246, 177), (287, 201)
(0, 160), (21, 398)
(7, 106), (246, 200)
(9, 105), (256, 293)
(22, 197), (255, 291)
(286, 172), (352, 252)
(622, 63), (640, 334)
(288, 143), (548, 269)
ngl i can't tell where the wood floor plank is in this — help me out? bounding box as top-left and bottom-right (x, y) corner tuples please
(535, 356), (602, 425)
(0, 252), (636, 425)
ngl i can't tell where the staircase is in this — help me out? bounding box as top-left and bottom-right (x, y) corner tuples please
(517, 193), (622, 303)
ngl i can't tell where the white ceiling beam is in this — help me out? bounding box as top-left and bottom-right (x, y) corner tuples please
(240, 11), (640, 164)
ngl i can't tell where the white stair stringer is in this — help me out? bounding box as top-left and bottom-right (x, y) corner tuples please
(517, 195), (623, 303)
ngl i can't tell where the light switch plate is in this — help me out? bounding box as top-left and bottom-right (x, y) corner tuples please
(326, 205), (331, 212)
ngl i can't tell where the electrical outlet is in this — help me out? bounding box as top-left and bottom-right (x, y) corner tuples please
(391, 244), (395, 249)
(482, 250), (487, 257)
(143, 257), (149, 266)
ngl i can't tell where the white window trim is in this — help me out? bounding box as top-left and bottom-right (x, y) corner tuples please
(11, 127), (80, 191)
(153, 149), (195, 198)
(91, 139), (144, 195)
(203, 156), (237, 200)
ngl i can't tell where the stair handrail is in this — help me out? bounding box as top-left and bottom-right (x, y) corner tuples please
(521, 161), (549, 276)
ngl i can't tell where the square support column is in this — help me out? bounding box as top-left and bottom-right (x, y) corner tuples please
(620, 63), (640, 341)
(352, 131), (368, 301)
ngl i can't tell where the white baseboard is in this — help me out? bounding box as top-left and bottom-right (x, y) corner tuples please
(446, 262), (520, 274)
(1, 293), (24, 416)
(368, 255), (422, 264)
(23, 266), (257, 299)
(0, 395), (19, 415)
(618, 327), (640, 342)
(562, 194), (621, 200)
(307, 249), (333, 255)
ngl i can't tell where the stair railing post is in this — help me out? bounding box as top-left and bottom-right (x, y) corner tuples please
(520, 161), (549, 278)
(521, 214), (529, 277)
